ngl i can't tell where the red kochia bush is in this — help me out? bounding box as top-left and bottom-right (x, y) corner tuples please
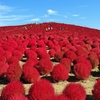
(83, 44), (92, 51)
(0, 55), (6, 62)
(52, 94), (70, 100)
(24, 49), (37, 59)
(28, 39), (36, 47)
(1, 81), (25, 100)
(7, 56), (19, 65)
(74, 56), (92, 70)
(88, 51), (99, 68)
(50, 94), (70, 100)
(9, 94), (28, 100)
(3, 50), (12, 61)
(91, 48), (100, 55)
(0, 47), (5, 54)
(51, 64), (69, 82)
(73, 62), (91, 80)
(37, 39), (46, 48)
(1, 42), (10, 50)
(92, 41), (100, 48)
(12, 50), (23, 60)
(2, 42), (15, 52)
(22, 58), (37, 69)
(48, 49), (56, 57)
(53, 45), (61, 52)
(39, 52), (50, 60)
(29, 79), (55, 100)
(75, 47), (89, 58)
(36, 47), (50, 60)
(54, 51), (64, 62)
(60, 58), (71, 72)
(0, 62), (9, 78)
(92, 78), (100, 100)
(30, 45), (37, 52)
(64, 50), (76, 61)
(35, 59), (53, 75)
(63, 83), (86, 100)
(74, 56), (88, 64)
(6, 63), (22, 81)
(15, 46), (26, 54)
(23, 66), (40, 83)
(59, 39), (70, 48)
(49, 95), (58, 100)
(47, 40), (54, 49)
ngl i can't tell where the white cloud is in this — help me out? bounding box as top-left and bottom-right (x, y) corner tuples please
(21, 9), (29, 12)
(80, 17), (87, 19)
(72, 14), (79, 17)
(0, 14), (34, 26)
(0, 4), (12, 12)
(78, 5), (88, 8)
(0, 14), (33, 21)
(0, 4), (35, 26)
(0, 21), (6, 26)
(43, 14), (49, 17)
(64, 15), (68, 18)
(29, 18), (40, 22)
(47, 9), (68, 19)
(47, 9), (57, 15)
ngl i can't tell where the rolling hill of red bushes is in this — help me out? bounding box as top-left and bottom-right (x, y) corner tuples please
(0, 22), (100, 39)
(0, 22), (100, 100)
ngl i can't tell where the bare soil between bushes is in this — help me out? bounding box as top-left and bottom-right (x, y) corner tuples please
(0, 61), (100, 100)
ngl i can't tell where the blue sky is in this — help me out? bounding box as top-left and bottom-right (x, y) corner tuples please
(0, 0), (100, 29)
